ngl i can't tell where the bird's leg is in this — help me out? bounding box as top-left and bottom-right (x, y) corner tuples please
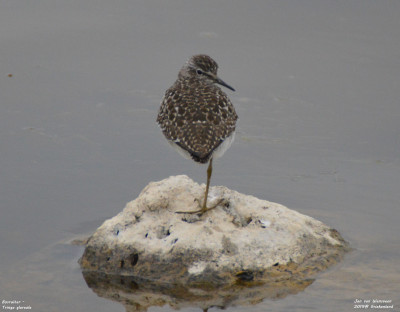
(201, 157), (213, 212)
(176, 158), (223, 215)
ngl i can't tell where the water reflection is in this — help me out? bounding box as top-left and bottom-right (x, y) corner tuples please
(82, 270), (314, 311)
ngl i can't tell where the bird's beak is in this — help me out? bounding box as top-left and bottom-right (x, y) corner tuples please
(214, 76), (235, 92)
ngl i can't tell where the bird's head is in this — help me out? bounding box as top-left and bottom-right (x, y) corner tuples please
(179, 54), (235, 91)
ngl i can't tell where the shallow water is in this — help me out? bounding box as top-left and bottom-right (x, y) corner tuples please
(1, 1), (399, 311)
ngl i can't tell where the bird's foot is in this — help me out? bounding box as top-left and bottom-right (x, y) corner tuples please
(176, 198), (225, 215)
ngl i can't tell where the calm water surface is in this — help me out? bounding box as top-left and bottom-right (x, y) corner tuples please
(1, 1), (399, 311)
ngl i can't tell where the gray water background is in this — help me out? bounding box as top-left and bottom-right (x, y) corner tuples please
(0, 1), (399, 311)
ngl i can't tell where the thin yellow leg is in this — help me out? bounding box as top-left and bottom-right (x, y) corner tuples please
(201, 158), (213, 213)
(176, 157), (223, 215)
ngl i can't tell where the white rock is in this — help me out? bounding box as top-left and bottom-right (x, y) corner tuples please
(80, 175), (348, 286)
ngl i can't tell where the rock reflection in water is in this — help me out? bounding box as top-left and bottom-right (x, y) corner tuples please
(81, 270), (314, 311)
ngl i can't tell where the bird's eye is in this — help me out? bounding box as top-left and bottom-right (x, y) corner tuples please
(196, 69), (203, 75)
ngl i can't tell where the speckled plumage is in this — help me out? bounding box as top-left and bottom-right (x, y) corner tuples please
(157, 55), (238, 164)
